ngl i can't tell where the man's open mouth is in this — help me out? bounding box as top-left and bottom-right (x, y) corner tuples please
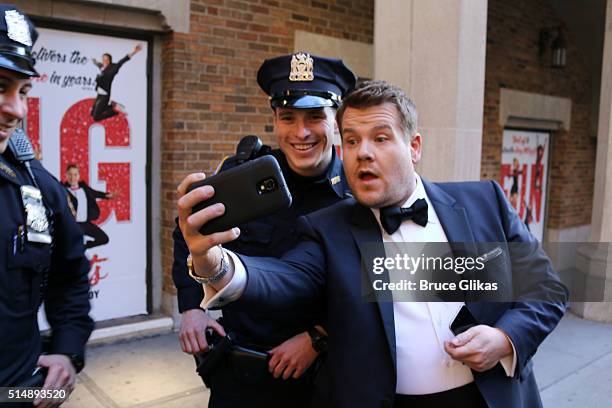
(358, 170), (378, 181)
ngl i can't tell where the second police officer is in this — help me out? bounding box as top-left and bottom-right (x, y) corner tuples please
(172, 52), (356, 407)
(0, 5), (93, 407)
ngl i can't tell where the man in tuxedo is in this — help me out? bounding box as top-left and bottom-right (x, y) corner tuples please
(177, 80), (568, 407)
(64, 164), (114, 249)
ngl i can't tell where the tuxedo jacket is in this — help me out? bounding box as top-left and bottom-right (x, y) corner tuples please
(230, 179), (568, 408)
(63, 181), (107, 222)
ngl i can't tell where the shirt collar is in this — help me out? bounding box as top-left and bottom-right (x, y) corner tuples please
(401, 173), (427, 208)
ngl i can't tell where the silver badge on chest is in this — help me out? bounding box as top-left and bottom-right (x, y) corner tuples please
(20, 185), (52, 244)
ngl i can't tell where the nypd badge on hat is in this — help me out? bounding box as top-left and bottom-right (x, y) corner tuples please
(257, 52), (356, 109)
(0, 5), (39, 77)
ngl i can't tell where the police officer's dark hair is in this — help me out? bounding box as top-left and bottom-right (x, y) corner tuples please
(103, 53), (112, 63)
(336, 80), (418, 141)
(66, 163), (79, 172)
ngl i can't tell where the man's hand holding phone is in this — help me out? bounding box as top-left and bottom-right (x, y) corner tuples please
(176, 172), (240, 289)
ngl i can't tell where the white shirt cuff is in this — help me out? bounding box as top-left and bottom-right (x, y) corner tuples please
(499, 335), (517, 377)
(200, 250), (247, 309)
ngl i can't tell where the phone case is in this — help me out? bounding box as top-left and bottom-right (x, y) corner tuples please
(187, 155), (292, 235)
(231, 345), (270, 384)
(450, 305), (477, 336)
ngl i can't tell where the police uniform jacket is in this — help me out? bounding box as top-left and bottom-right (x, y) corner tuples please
(0, 150), (94, 386)
(172, 148), (350, 346)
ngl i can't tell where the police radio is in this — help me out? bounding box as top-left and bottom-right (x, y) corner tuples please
(7, 128), (39, 190)
(8, 128), (36, 162)
(235, 135), (271, 164)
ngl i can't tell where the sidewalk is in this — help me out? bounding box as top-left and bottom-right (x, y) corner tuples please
(65, 312), (612, 407)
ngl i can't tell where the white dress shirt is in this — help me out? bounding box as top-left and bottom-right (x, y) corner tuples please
(68, 187), (88, 222)
(371, 174), (504, 394)
(201, 174), (515, 395)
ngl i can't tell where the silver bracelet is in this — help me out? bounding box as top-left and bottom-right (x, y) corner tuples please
(187, 246), (229, 284)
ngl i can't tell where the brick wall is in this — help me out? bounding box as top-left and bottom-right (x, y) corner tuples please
(160, 0), (374, 296)
(482, 0), (596, 231)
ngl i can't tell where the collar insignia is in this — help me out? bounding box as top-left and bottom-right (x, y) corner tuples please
(0, 161), (17, 180)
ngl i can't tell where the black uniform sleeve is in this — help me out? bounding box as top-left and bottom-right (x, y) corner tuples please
(171, 219), (204, 312)
(44, 183), (94, 359)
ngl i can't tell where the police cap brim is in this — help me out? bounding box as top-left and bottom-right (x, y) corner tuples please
(271, 94), (336, 109)
(0, 53), (39, 77)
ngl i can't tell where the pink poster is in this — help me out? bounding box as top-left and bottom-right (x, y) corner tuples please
(500, 130), (550, 241)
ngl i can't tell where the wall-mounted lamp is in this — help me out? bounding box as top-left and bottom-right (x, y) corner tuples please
(539, 25), (567, 69)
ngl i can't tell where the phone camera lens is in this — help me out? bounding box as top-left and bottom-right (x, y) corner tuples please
(263, 179), (277, 191)
(257, 178), (278, 194)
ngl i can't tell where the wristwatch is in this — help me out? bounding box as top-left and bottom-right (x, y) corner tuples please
(308, 327), (328, 353)
(187, 247), (229, 285)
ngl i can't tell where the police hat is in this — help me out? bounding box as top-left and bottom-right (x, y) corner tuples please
(0, 5), (38, 77)
(257, 52), (356, 109)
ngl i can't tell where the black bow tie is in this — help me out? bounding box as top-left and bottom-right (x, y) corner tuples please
(379, 198), (429, 235)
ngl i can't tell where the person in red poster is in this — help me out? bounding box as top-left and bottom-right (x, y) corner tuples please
(90, 43), (142, 121)
(509, 157), (522, 208)
(522, 199), (533, 232)
(63, 164), (114, 249)
(530, 145), (545, 222)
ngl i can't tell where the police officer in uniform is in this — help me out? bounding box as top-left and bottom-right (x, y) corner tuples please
(172, 53), (356, 407)
(0, 5), (93, 405)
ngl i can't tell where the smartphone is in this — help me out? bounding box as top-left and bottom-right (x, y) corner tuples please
(16, 366), (47, 387)
(187, 155), (292, 235)
(450, 305), (477, 336)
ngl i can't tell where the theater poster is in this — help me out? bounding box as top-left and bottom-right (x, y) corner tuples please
(28, 27), (149, 324)
(500, 130), (550, 241)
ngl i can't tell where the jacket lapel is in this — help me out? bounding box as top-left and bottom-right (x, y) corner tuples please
(422, 180), (484, 313)
(421, 180), (476, 244)
(349, 203), (397, 369)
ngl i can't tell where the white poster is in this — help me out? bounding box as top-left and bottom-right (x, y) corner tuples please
(28, 28), (149, 323)
(500, 130), (550, 241)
